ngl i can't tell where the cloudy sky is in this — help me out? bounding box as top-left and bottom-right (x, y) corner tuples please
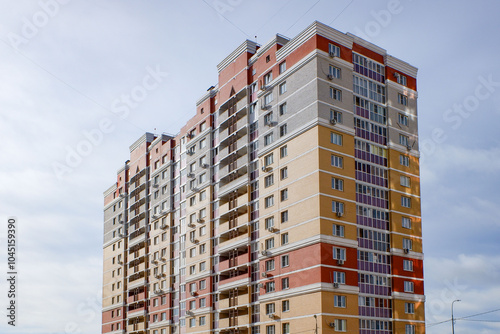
(0, 1), (499, 333)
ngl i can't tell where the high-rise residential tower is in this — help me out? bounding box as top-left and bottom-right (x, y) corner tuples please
(102, 21), (424, 334)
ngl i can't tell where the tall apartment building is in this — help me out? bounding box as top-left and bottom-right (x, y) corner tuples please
(102, 21), (424, 334)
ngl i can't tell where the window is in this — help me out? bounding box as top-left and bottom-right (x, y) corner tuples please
(329, 65), (341, 78)
(190, 282), (197, 292)
(332, 224), (345, 237)
(265, 281), (275, 293)
(282, 323), (290, 334)
(280, 189), (288, 201)
(264, 93), (273, 105)
(279, 82), (287, 95)
(402, 217), (412, 229)
(334, 271), (345, 284)
(199, 138), (207, 148)
(265, 238), (274, 250)
(332, 247), (346, 261)
(401, 196), (411, 208)
(280, 167), (288, 180)
(398, 113), (409, 126)
(189, 318), (196, 328)
(199, 208), (206, 219)
(404, 281), (414, 293)
(200, 121), (207, 132)
(265, 303), (275, 315)
(405, 324), (415, 334)
(281, 233), (289, 245)
(199, 226), (206, 236)
(398, 93), (408, 106)
(264, 112), (273, 125)
(190, 248), (196, 258)
(265, 217), (274, 229)
(281, 255), (289, 267)
(405, 302), (415, 314)
(280, 124), (287, 137)
(189, 265), (195, 275)
(264, 174), (274, 187)
(264, 153), (274, 166)
(396, 73), (407, 86)
(199, 173), (207, 183)
(400, 154), (410, 167)
(279, 61), (286, 74)
(330, 87), (342, 101)
(199, 243), (206, 254)
(331, 155), (343, 168)
(279, 103), (287, 116)
(189, 196), (196, 206)
(199, 190), (207, 201)
(330, 109), (342, 124)
(403, 238), (413, 250)
(331, 132), (343, 145)
(281, 210), (288, 223)
(334, 319), (346, 332)
(264, 133), (274, 146)
(282, 299), (290, 311)
(189, 300), (196, 310)
(332, 201), (344, 215)
(400, 175), (410, 187)
(199, 315), (206, 326)
(399, 134), (409, 146)
(332, 177), (344, 191)
(263, 71), (273, 85)
(199, 280), (206, 290)
(403, 259), (413, 271)
(265, 195), (274, 208)
(265, 259), (275, 271)
(328, 43), (340, 57)
(334, 295), (346, 307)
(280, 145), (288, 158)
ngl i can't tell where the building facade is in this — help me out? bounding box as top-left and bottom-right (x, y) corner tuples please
(102, 21), (424, 334)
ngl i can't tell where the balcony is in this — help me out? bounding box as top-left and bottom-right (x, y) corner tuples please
(219, 276), (250, 292)
(219, 154), (249, 178)
(219, 251), (250, 272)
(219, 118), (248, 146)
(127, 322), (145, 334)
(218, 104), (248, 129)
(219, 312), (250, 329)
(218, 173), (248, 198)
(219, 291), (251, 310)
(127, 308), (146, 319)
(219, 232), (249, 255)
(127, 290), (146, 304)
(219, 216), (249, 235)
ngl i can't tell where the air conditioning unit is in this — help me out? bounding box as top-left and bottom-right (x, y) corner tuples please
(258, 283), (264, 288)
(151, 259), (158, 264)
(327, 74), (334, 80)
(329, 51), (336, 57)
(154, 289), (163, 294)
(394, 72), (400, 78)
(333, 282), (339, 288)
(328, 322), (335, 328)
(406, 144), (412, 151)
(261, 166), (271, 172)
(119, 220), (125, 224)
(187, 173), (195, 178)
(336, 211), (344, 218)
(404, 248), (410, 254)
(118, 260), (123, 265)
(268, 313), (276, 319)
(190, 291), (198, 296)
(337, 259), (344, 266)
(267, 227), (276, 233)
(192, 239), (199, 244)
(261, 250), (268, 256)
(186, 310), (194, 316)
(160, 224), (168, 229)
(261, 104), (270, 110)
(187, 151), (194, 156)
(119, 193), (127, 198)
(155, 274), (162, 279)
(188, 223), (195, 228)
(197, 218), (204, 223)
(261, 272), (268, 278)
(330, 118), (337, 125)
(261, 85), (268, 91)
(202, 163), (209, 168)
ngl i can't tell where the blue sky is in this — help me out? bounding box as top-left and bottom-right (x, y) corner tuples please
(0, 1), (499, 333)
